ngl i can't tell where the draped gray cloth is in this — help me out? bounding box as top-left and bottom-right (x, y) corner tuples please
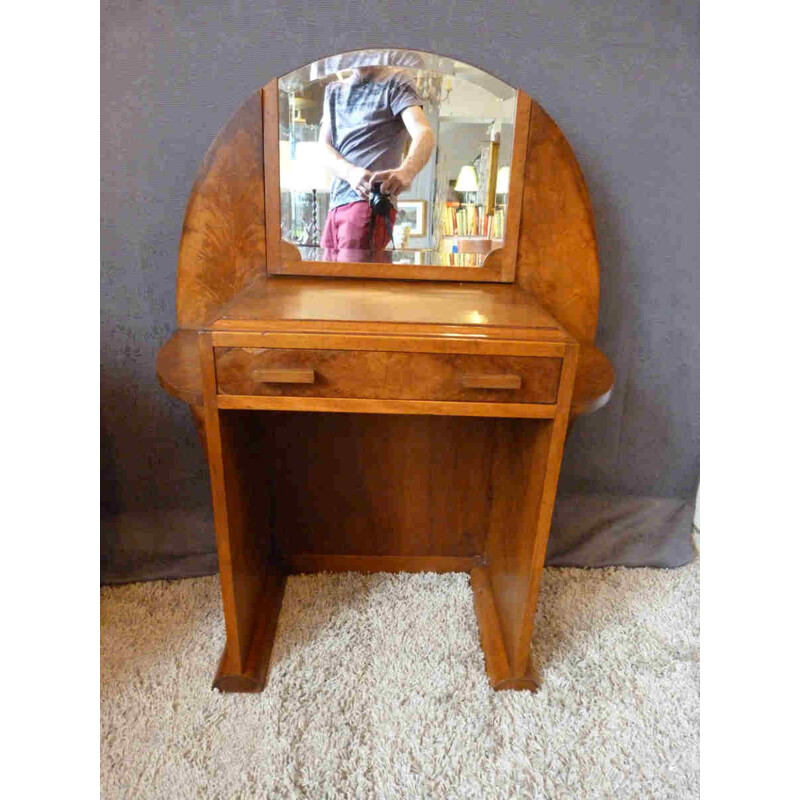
(101, 0), (699, 583)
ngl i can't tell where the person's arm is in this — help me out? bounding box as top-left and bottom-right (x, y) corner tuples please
(370, 105), (434, 195)
(318, 114), (373, 199)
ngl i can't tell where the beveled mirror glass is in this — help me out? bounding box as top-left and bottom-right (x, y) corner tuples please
(272, 49), (523, 275)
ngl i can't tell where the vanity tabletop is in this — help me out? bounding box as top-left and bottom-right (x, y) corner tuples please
(157, 276), (614, 413)
(209, 275), (571, 342)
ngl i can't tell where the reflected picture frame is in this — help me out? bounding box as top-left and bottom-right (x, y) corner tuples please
(396, 200), (427, 238)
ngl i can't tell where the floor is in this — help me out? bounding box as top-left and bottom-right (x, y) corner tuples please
(100, 545), (699, 799)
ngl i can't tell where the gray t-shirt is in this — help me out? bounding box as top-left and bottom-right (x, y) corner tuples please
(323, 71), (423, 209)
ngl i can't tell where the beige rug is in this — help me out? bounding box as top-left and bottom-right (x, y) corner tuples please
(101, 549), (699, 799)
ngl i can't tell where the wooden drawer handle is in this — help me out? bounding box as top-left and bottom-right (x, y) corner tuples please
(459, 373), (522, 390)
(252, 368), (316, 384)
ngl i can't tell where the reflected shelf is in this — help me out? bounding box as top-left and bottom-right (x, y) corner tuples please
(294, 245), (488, 267)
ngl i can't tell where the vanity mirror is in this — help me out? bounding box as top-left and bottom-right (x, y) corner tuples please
(266, 48), (530, 281)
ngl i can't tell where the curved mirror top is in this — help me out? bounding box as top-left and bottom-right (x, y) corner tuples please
(277, 49), (517, 268)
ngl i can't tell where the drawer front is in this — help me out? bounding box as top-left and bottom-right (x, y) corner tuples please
(385, 353), (561, 404)
(215, 347), (562, 404)
(215, 348), (389, 398)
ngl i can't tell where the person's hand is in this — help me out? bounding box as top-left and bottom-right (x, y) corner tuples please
(370, 167), (414, 196)
(347, 166), (373, 199)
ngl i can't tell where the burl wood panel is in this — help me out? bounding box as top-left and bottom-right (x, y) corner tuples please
(384, 352), (561, 404)
(215, 348), (389, 399)
(266, 412), (496, 559)
(515, 101), (601, 343)
(177, 91), (266, 327)
(215, 347), (562, 404)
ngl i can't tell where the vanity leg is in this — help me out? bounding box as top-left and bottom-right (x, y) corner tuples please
(471, 564), (542, 690)
(477, 346), (577, 690)
(206, 409), (286, 692)
(199, 334), (286, 692)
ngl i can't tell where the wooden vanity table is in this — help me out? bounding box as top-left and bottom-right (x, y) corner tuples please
(157, 50), (613, 692)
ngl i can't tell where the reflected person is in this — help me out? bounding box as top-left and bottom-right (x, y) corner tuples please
(319, 65), (434, 262)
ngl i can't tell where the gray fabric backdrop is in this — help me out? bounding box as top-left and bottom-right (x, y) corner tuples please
(100, 1), (699, 583)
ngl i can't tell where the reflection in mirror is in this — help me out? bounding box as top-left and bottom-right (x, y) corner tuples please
(278, 49), (517, 267)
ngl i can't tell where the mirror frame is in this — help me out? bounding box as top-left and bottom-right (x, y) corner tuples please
(262, 73), (531, 283)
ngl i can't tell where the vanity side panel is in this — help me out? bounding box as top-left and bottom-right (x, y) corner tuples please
(484, 342), (578, 677)
(199, 334), (284, 680)
(215, 410), (281, 664)
(485, 418), (553, 672)
(177, 91), (267, 327)
(514, 102), (600, 343)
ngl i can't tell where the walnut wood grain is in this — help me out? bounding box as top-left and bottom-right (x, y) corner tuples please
(471, 565), (541, 691)
(484, 418), (552, 677)
(155, 58), (613, 695)
(189, 404), (207, 456)
(514, 101), (600, 343)
(212, 330), (566, 358)
(214, 274), (567, 337)
(213, 577), (286, 693)
(384, 353), (559, 403)
(156, 329), (204, 406)
(458, 373), (522, 390)
(262, 80), (282, 275)
(214, 347), (561, 405)
(155, 326), (602, 415)
(268, 413), (497, 560)
(216, 395), (559, 419)
(215, 348), (389, 398)
(200, 334), (286, 682)
(571, 343), (615, 415)
(471, 564), (512, 684)
(482, 342), (578, 681)
(252, 367), (316, 384)
(163, 80), (612, 416)
(177, 91), (266, 327)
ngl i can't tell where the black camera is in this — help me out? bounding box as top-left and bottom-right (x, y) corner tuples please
(367, 181), (395, 252)
(369, 182), (393, 218)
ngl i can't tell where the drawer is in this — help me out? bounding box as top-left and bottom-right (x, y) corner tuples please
(385, 352), (561, 404)
(214, 347), (562, 404)
(215, 348), (388, 398)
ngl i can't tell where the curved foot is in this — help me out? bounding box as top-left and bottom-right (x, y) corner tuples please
(213, 670), (265, 693)
(471, 566), (544, 692)
(491, 665), (541, 692)
(212, 643), (269, 693)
